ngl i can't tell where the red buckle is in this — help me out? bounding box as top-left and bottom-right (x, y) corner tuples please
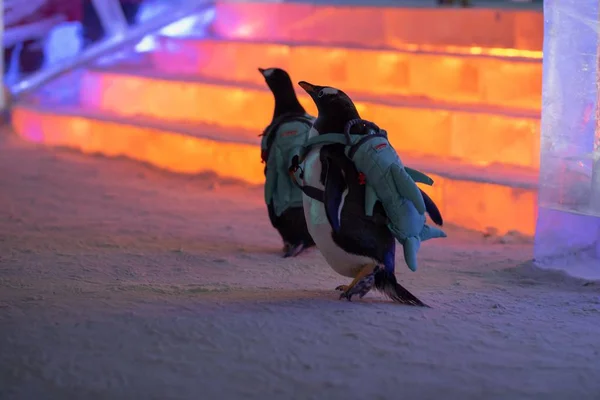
(358, 172), (366, 185)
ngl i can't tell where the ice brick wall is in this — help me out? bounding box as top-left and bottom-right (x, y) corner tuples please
(534, 0), (600, 279)
(1, 4), (4, 112)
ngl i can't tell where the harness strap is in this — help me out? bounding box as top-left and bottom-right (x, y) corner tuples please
(300, 129), (434, 187)
(288, 155), (324, 202)
(346, 133), (388, 159)
(291, 127), (385, 205)
(291, 119), (435, 206)
(288, 155), (389, 225)
(298, 121), (387, 162)
(298, 184), (325, 202)
(299, 133), (348, 161)
(261, 113), (314, 163)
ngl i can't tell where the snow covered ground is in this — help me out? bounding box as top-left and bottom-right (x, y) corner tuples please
(1, 129), (599, 400)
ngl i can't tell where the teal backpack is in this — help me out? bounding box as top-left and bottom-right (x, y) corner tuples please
(261, 113), (315, 217)
(290, 119), (446, 272)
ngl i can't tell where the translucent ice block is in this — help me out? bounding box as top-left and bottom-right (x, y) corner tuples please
(534, 0), (600, 279)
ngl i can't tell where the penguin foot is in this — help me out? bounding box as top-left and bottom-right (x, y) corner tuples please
(335, 264), (377, 301)
(283, 242), (307, 258)
(338, 273), (375, 301)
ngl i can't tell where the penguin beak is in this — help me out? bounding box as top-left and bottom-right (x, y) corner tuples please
(298, 81), (317, 96)
(258, 67), (265, 75)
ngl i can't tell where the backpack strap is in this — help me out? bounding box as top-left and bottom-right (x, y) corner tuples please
(261, 113), (314, 164)
(346, 132), (388, 159)
(342, 121), (435, 187)
(288, 155), (324, 202)
(290, 120), (436, 203)
(298, 133), (349, 161)
(297, 120), (387, 162)
(290, 133), (353, 202)
(288, 131), (390, 203)
(346, 135), (433, 186)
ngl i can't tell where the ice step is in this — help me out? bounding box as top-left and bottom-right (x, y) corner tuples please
(12, 102), (538, 236)
(80, 66), (541, 170)
(211, 1), (543, 52)
(150, 37), (542, 112)
(12, 103), (263, 183)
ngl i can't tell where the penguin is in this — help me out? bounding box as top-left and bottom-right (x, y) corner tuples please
(259, 67), (316, 258)
(295, 81), (444, 306)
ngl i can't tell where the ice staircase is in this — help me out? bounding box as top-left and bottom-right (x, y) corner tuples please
(11, 1), (544, 235)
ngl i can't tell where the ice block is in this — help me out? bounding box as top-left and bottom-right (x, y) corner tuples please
(534, 0), (600, 279)
(1, 4), (4, 112)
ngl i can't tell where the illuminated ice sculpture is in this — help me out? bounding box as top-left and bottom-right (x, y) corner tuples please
(1, 4), (4, 112)
(534, 0), (600, 279)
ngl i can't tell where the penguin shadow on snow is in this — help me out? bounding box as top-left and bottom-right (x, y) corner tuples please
(199, 288), (434, 311)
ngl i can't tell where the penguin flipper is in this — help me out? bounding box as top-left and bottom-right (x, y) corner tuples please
(322, 157), (347, 232)
(420, 189), (443, 226)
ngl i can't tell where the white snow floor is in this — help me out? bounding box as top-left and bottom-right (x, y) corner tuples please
(1, 130), (599, 400)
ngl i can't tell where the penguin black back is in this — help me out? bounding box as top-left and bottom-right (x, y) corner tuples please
(259, 68), (306, 121)
(298, 81), (394, 263)
(318, 140), (425, 306)
(320, 143), (394, 265)
(258, 68), (315, 257)
(297, 81), (435, 306)
(298, 80), (444, 226)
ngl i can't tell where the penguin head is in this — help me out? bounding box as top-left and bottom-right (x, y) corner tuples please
(259, 68), (306, 118)
(298, 81), (360, 133)
(258, 67), (294, 93)
(298, 81), (359, 118)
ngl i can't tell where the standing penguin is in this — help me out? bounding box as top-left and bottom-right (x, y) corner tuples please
(293, 81), (446, 306)
(259, 67), (316, 257)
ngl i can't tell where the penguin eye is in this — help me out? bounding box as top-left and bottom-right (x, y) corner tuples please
(317, 90), (325, 98)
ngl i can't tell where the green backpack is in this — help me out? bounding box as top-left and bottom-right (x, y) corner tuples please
(290, 119), (446, 272)
(261, 113), (315, 217)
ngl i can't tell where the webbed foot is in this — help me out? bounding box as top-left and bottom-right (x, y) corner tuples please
(339, 273), (375, 301)
(335, 264), (377, 301)
(283, 242), (307, 258)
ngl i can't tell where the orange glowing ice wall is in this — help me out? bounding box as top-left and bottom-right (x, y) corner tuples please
(211, 1), (543, 53)
(1, 3), (4, 112)
(534, 0), (600, 279)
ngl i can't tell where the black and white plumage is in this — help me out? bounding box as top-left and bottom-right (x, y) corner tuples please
(259, 68), (315, 257)
(297, 81), (443, 306)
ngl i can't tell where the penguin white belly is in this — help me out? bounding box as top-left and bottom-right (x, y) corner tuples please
(301, 147), (374, 278)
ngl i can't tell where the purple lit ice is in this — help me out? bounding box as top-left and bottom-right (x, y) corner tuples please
(534, 0), (600, 279)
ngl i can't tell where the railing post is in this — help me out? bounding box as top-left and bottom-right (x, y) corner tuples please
(9, 1), (215, 98)
(90, 0), (130, 38)
(1, 0), (4, 112)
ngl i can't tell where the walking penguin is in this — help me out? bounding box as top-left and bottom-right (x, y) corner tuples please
(258, 67), (316, 257)
(290, 81), (446, 305)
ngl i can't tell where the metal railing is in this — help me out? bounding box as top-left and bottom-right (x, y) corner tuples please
(7, 0), (214, 100)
